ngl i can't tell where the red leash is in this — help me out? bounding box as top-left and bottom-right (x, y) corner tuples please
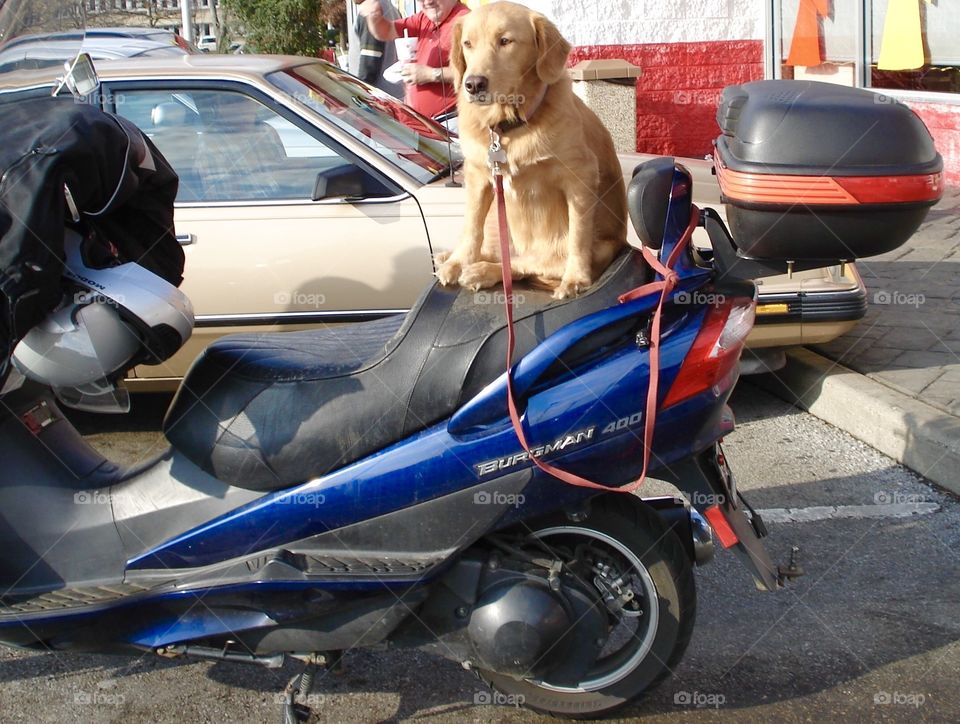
(494, 168), (699, 493)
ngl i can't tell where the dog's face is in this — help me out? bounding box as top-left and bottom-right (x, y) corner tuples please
(451, 2), (570, 118)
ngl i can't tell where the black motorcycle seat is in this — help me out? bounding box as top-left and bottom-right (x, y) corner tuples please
(163, 250), (650, 491)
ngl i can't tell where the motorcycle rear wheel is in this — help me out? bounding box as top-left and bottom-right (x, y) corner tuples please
(477, 497), (696, 718)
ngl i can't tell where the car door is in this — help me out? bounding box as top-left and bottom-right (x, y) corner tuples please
(109, 82), (434, 385)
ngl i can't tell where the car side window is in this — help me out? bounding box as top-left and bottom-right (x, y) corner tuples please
(115, 88), (361, 203)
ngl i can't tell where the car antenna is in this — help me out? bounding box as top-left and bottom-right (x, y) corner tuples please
(438, 70), (460, 187)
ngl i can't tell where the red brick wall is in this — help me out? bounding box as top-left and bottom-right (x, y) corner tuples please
(568, 41), (959, 184)
(904, 102), (960, 186)
(570, 40), (765, 157)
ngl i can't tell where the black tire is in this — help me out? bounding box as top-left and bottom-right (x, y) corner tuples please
(477, 496), (696, 718)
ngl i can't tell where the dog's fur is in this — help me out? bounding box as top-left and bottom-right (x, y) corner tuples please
(435, 1), (627, 299)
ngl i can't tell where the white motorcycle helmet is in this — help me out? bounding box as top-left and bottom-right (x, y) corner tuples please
(12, 301), (142, 387)
(11, 230), (194, 410)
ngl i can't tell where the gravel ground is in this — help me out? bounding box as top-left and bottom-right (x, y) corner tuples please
(1, 381), (957, 723)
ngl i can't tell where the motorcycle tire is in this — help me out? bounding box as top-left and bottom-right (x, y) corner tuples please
(476, 496), (696, 718)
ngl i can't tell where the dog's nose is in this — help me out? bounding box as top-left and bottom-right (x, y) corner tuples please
(464, 75), (489, 95)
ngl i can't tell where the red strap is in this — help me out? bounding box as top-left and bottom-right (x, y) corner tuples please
(496, 172), (699, 493)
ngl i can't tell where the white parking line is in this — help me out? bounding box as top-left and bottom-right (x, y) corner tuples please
(756, 503), (940, 524)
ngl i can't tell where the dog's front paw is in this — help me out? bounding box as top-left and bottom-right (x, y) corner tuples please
(435, 257), (464, 286)
(458, 262), (502, 292)
(553, 275), (591, 300)
(433, 250), (452, 265)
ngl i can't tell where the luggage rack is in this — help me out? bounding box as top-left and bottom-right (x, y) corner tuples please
(702, 208), (852, 283)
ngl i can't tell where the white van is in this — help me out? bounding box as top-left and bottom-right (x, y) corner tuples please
(197, 35), (217, 52)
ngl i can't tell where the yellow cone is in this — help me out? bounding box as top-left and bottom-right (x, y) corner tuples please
(878, 0), (928, 71)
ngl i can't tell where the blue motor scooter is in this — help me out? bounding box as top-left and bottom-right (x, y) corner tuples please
(0, 79), (940, 720)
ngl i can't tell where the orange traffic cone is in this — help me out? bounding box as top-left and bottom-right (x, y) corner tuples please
(786, 0), (829, 67)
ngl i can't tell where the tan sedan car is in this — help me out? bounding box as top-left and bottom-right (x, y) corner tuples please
(2, 55), (865, 390)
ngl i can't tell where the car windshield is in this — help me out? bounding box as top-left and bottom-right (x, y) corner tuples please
(267, 62), (459, 184)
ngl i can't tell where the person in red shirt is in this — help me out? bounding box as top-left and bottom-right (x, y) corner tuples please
(359, 0), (470, 118)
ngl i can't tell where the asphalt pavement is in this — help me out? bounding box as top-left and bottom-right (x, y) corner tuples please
(0, 382), (956, 722)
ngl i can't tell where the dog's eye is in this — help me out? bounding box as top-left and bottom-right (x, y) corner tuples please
(499, 36), (512, 46)
(462, 39), (472, 49)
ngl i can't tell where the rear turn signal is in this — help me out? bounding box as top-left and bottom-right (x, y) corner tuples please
(662, 295), (756, 408)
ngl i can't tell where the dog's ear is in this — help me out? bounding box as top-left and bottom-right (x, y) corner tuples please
(449, 18), (467, 91)
(532, 13), (570, 85)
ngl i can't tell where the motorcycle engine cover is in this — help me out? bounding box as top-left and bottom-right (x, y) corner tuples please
(466, 573), (606, 681)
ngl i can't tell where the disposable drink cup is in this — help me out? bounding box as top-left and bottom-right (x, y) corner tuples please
(395, 36), (417, 63)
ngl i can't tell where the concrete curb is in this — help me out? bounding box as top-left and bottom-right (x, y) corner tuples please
(754, 348), (960, 497)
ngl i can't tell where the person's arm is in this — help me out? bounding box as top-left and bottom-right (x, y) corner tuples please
(359, 0), (399, 42)
(402, 64), (454, 86)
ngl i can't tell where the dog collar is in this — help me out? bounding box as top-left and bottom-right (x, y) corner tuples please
(493, 84), (548, 135)
(495, 117), (526, 134)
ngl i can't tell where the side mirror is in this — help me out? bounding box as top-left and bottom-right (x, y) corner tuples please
(55, 52), (100, 99)
(312, 165), (366, 201)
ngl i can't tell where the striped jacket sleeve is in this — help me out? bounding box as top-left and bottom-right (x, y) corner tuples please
(355, 13), (386, 84)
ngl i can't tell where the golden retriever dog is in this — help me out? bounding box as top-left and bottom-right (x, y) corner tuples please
(435, 1), (627, 299)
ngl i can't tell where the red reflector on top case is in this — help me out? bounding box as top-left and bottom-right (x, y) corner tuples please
(835, 173), (943, 204)
(704, 505), (739, 549)
(715, 162), (943, 206)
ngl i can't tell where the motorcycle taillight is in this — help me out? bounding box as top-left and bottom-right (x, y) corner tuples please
(662, 295), (756, 408)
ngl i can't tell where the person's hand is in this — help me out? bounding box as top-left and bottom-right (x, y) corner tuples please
(358, 0), (382, 20)
(401, 64), (433, 85)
